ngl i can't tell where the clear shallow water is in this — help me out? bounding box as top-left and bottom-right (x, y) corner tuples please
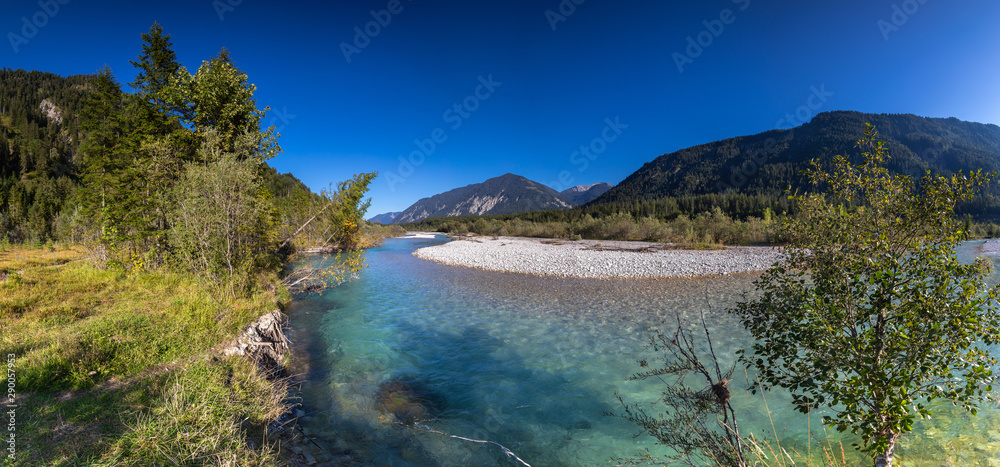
(285, 237), (1000, 466)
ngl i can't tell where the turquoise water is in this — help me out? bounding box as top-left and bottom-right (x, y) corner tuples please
(285, 237), (1000, 465)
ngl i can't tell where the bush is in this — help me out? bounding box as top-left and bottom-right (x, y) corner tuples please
(170, 141), (278, 297)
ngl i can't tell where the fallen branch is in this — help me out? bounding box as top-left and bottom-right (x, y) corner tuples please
(279, 192), (342, 249)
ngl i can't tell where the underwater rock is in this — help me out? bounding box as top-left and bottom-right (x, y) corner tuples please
(570, 420), (591, 430)
(376, 379), (443, 423)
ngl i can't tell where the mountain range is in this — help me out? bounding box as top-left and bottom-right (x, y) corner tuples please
(368, 212), (402, 224)
(594, 111), (1000, 206)
(371, 175), (610, 224)
(373, 111), (1000, 225)
(559, 182), (613, 205)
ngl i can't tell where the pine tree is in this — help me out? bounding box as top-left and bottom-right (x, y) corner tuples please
(78, 67), (125, 228)
(129, 22), (187, 120)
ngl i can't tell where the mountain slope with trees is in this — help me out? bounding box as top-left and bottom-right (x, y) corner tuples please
(0, 65), (338, 248)
(593, 111), (1000, 219)
(0, 69), (91, 242)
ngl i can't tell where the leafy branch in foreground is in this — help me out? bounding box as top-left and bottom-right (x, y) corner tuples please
(279, 172), (376, 294)
(608, 310), (747, 466)
(732, 124), (1000, 466)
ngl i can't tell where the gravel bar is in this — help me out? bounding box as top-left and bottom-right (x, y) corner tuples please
(413, 236), (784, 279)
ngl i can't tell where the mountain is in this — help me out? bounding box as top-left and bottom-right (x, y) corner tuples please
(368, 211), (402, 224)
(393, 173), (572, 223)
(593, 111), (1000, 209)
(560, 182), (613, 206)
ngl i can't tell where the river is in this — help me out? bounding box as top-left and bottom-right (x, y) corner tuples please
(285, 236), (1000, 465)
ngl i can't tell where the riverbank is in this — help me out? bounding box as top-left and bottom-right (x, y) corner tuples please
(414, 235), (783, 278)
(0, 245), (296, 466)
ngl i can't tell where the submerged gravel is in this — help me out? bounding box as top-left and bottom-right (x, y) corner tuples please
(413, 236), (784, 279)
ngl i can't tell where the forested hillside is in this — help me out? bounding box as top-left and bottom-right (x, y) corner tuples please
(0, 70), (91, 242)
(594, 111), (1000, 219)
(0, 52), (347, 249)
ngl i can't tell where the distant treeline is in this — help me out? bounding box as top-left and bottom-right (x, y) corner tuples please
(402, 191), (1000, 245)
(402, 193), (788, 245)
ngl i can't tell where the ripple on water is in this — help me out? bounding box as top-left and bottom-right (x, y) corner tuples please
(286, 237), (1000, 466)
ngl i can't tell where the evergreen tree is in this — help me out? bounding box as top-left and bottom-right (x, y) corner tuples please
(78, 66), (125, 223)
(129, 22), (187, 120)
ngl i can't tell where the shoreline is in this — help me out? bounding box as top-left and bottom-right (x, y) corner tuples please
(413, 235), (783, 279)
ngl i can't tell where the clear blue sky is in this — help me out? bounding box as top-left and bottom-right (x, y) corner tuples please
(4, 0), (1000, 216)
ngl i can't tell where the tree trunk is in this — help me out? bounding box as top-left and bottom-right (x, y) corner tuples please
(873, 434), (899, 467)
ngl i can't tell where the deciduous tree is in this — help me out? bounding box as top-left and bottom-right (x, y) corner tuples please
(732, 125), (1000, 466)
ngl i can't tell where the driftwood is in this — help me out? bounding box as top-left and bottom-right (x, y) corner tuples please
(222, 310), (290, 377)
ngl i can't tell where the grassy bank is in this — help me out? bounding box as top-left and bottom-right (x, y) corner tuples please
(1, 245), (290, 466)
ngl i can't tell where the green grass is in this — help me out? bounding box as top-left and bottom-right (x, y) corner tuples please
(0, 245), (291, 466)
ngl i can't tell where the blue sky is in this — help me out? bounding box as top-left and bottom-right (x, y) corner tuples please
(4, 0), (1000, 216)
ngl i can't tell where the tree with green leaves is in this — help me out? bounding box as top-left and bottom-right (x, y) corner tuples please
(323, 172), (376, 250)
(77, 66), (153, 257)
(731, 124), (1000, 466)
(169, 130), (279, 297)
(78, 66), (125, 217)
(186, 48), (278, 160)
